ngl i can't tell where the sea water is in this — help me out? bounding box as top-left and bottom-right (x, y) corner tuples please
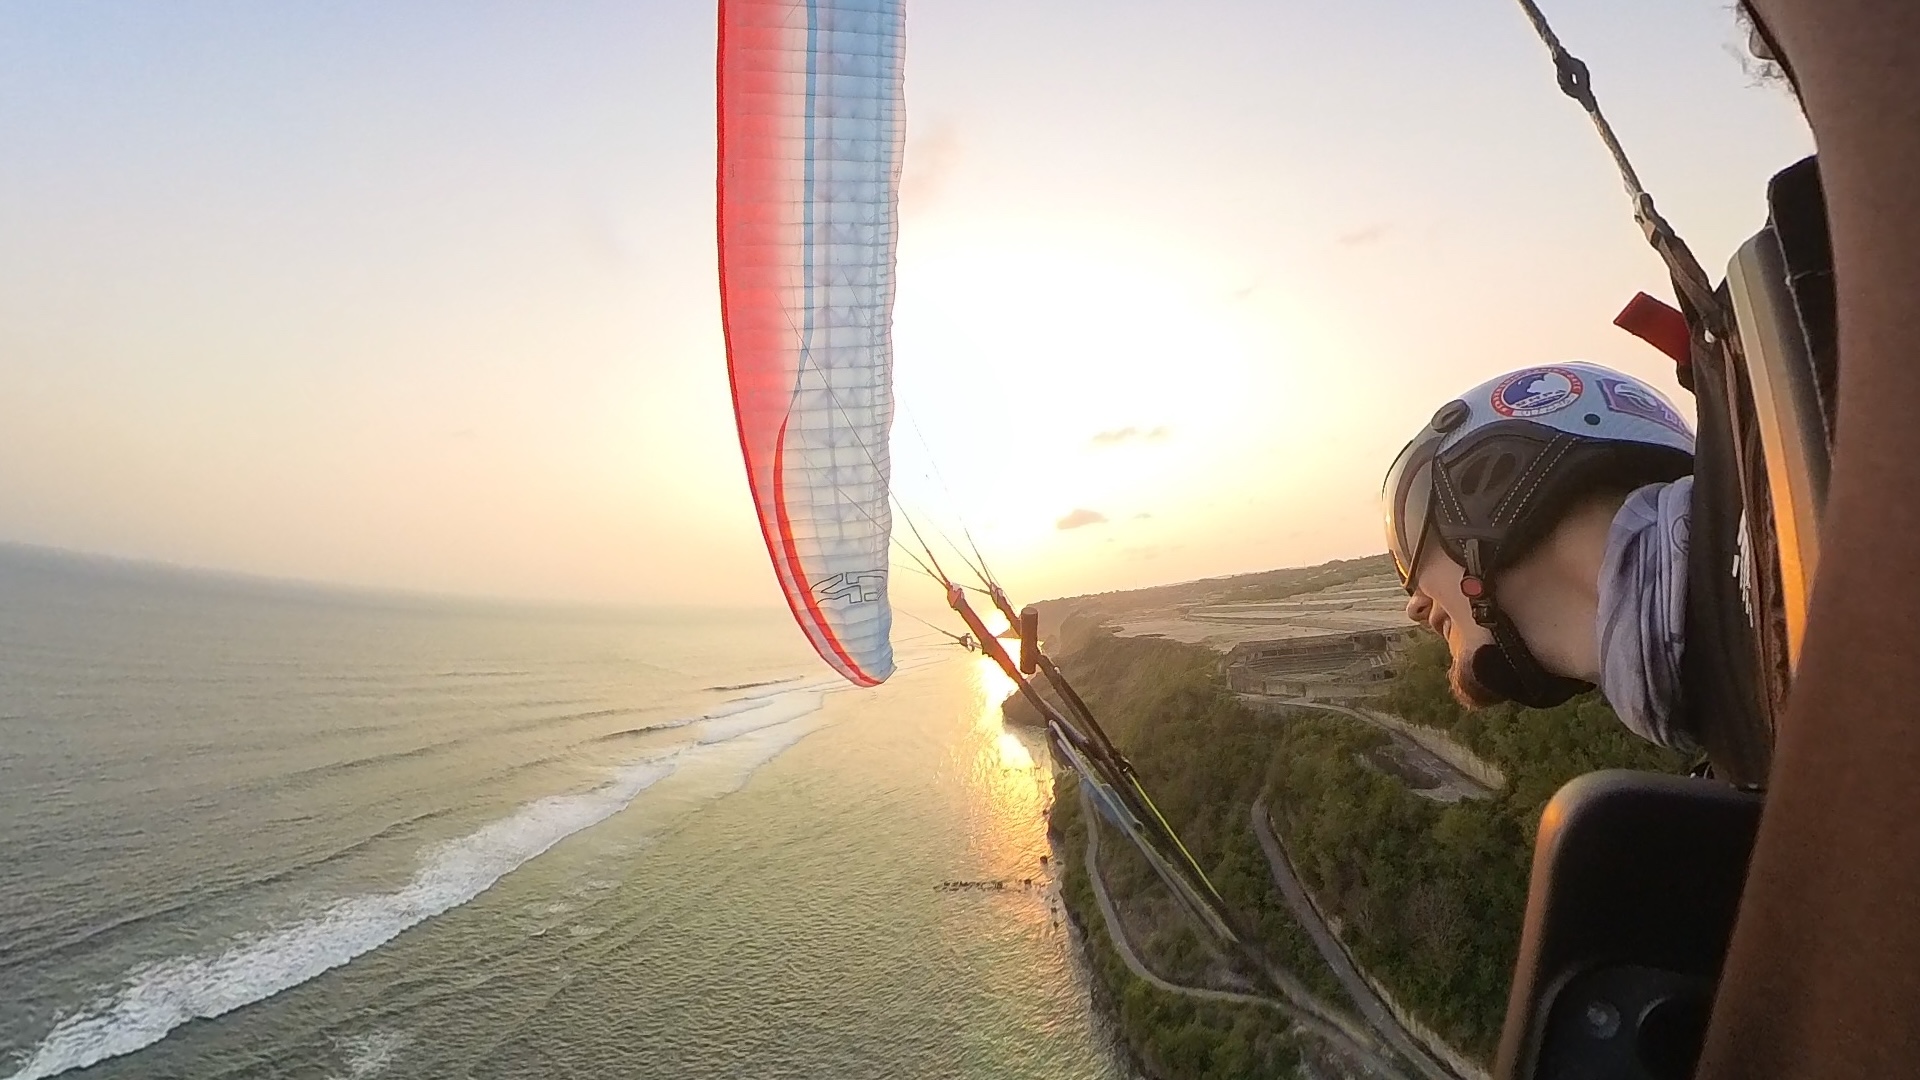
(0, 546), (1125, 1080)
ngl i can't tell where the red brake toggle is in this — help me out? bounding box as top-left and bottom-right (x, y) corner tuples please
(1614, 292), (1693, 367)
(1460, 575), (1486, 600)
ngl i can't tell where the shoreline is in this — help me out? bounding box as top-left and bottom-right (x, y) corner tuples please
(1048, 810), (1154, 1080)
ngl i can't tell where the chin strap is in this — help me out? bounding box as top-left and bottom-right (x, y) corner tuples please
(1460, 539), (1593, 709)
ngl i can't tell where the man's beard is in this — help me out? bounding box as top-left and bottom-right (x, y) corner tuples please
(1449, 645), (1506, 708)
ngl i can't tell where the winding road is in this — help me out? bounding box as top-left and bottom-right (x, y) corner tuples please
(1072, 696), (1485, 1079)
(1077, 788), (1411, 1079)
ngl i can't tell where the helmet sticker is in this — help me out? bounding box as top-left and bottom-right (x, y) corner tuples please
(1490, 367), (1584, 418)
(1598, 375), (1691, 437)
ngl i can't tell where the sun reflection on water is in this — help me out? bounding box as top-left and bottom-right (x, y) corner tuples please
(964, 653), (1052, 873)
(996, 731), (1035, 771)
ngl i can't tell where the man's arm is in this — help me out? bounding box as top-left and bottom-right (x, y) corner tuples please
(1699, 3), (1920, 1074)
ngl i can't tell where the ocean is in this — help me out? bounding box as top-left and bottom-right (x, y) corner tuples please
(0, 546), (1127, 1080)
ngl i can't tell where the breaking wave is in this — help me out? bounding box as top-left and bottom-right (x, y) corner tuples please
(3, 761), (673, 1080)
(4, 679), (837, 1080)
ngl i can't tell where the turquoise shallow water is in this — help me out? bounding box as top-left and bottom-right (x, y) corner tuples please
(0, 546), (1126, 1080)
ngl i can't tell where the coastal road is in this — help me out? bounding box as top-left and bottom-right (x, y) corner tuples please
(1252, 797), (1465, 1080)
(1078, 789), (1412, 1080)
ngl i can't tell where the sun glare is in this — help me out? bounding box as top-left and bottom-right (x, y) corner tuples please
(891, 225), (1282, 587)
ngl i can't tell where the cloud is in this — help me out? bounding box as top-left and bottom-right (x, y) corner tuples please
(1133, 512), (1154, 520)
(1090, 426), (1172, 447)
(1337, 223), (1389, 247)
(1056, 508), (1109, 531)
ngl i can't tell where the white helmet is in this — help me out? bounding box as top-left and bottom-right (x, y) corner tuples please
(1381, 362), (1694, 706)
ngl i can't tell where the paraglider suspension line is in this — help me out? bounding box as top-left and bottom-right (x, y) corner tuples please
(1508, 0), (1730, 336)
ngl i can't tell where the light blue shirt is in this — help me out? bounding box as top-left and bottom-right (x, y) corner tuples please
(1595, 478), (1696, 750)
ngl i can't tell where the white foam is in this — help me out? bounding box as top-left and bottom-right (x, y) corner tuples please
(3, 761), (673, 1080)
(706, 712), (828, 797)
(695, 692), (823, 745)
(328, 1030), (409, 1080)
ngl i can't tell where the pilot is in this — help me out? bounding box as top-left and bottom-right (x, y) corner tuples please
(1380, 362), (1696, 747)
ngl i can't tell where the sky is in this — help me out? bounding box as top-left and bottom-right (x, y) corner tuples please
(0, 0), (1811, 615)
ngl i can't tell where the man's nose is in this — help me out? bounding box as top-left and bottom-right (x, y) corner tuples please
(1405, 594), (1430, 623)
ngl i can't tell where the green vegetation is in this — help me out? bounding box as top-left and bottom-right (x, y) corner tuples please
(1381, 635), (1691, 814)
(1273, 714), (1516, 1047)
(1266, 635), (1687, 1055)
(1051, 637), (1344, 1003)
(1056, 782), (1309, 1080)
(1042, 628), (1689, 1073)
(1044, 635), (1352, 1079)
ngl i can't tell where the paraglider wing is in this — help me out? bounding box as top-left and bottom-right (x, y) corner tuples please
(718, 0), (902, 685)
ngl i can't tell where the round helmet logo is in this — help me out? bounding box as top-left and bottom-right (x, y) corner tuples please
(1490, 367), (1585, 418)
